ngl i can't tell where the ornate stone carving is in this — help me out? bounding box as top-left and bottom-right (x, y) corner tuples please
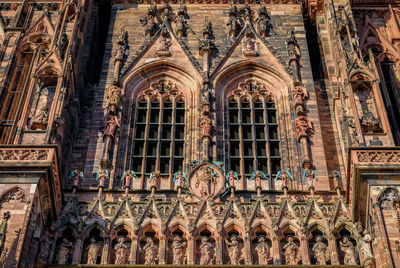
(227, 5), (240, 39)
(106, 86), (122, 114)
(199, 18), (215, 56)
(275, 169), (294, 189)
(226, 170), (239, 188)
(286, 30), (301, 83)
(225, 234), (242, 264)
(242, 27), (257, 57)
(96, 169), (109, 188)
(34, 229), (53, 268)
(292, 85), (308, 115)
(353, 85), (383, 133)
(140, 5), (157, 38)
(283, 236), (301, 265)
(250, 170), (268, 189)
(30, 106), (49, 130)
(199, 236), (214, 265)
(175, 4), (188, 39)
(193, 165), (222, 197)
(295, 115), (313, 141)
(0, 188), (26, 203)
(0, 149), (49, 161)
(156, 28), (171, 57)
(356, 151), (400, 163)
(58, 33), (68, 60)
(121, 170), (136, 189)
(103, 115), (120, 138)
(173, 171), (187, 188)
(0, 212), (10, 256)
(255, 6), (271, 38)
(255, 235), (272, 265)
(149, 170), (160, 189)
(69, 170), (84, 189)
(200, 115), (212, 136)
(312, 235), (329, 265)
(339, 236), (357, 265)
(87, 238), (102, 264)
(114, 237), (129, 264)
(143, 237), (158, 264)
(172, 235), (186, 264)
(302, 162), (317, 189)
(57, 238), (72, 265)
(359, 230), (373, 261)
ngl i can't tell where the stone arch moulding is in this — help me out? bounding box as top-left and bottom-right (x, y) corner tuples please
(117, 61), (202, 176)
(213, 61), (298, 182)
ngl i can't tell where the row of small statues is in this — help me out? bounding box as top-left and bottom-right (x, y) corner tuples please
(55, 234), (369, 265)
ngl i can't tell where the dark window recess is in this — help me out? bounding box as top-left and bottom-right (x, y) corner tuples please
(242, 109), (251, 123)
(175, 126), (184, 139)
(136, 126), (146, 139)
(257, 142), (266, 156)
(230, 126), (239, 140)
(256, 127), (265, 139)
(132, 157), (143, 174)
(133, 141), (144, 156)
(230, 159), (240, 172)
(267, 112), (276, 123)
(230, 142), (240, 156)
(270, 142), (280, 156)
(243, 142), (253, 156)
(243, 126), (252, 140)
(149, 126), (158, 139)
(147, 142), (157, 156)
(163, 109), (172, 123)
(175, 142), (184, 156)
(160, 158), (170, 174)
(255, 110), (264, 124)
(269, 126), (278, 140)
(229, 109), (239, 123)
(257, 158), (268, 174)
(244, 159), (253, 174)
(161, 142), (170, 156)
(162, 126), (172, 139)
(137, 109), (147, 122)
(271, 159), (281, 174)
(150, 108), (159, 123)
(173, 158), (184, 173)
(146, 158), (156, 174)
(176, 110), (185, 124)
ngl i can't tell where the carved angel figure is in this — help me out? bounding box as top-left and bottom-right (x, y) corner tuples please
(255, 6), (271, 37)
(226, 170), (239, 188)
(275, 169), (294, 189)
(339, 236), (357, 265)
(283, 236), (300, 265)
(200, 115), (212, 136)
(106, 86), (122, 112)
(149, 170), (161, 189)
(143, 237), (158, 264)
(121, 170), (137, 189)
(359, 230), (373, 261)
(255, 235), (272, 265)
(302, 162), (317, 188)
(173, 171), (187, 188)
(114, 237), (129, 264)
(243, 29), (257, 56)
(199, 236), (214, 265)
(87, 238), (102, 264)
(225, 234), (242, 265)
(312, 236), (329, 265)
(295, 115), (313, 140)
(69, 170), (84, 188)
(96, 169), (109, 188)
(172, 235), (187, 265)
(250, 170), (268, 188)
(57, 238), (72, 265)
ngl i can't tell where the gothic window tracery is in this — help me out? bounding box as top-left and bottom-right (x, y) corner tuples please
(227, 79), (281, 179)
(131, 79), (185, 183)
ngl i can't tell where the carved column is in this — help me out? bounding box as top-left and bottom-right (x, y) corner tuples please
(158, 236), (166, 264)
(130, 236), (138, 264)
(216, 235), (223, 264)
(327, 234), (339, 265)
(187, 234), (195, 265)
(272, 236), (280, 264)
(244, 235), (252, 264)
(72, 237), (83, 264)
(299, 237), (310, 265)
(101, 236), (110, 264)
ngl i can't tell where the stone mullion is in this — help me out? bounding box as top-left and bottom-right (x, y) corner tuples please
(72, 237), (83, 264)
(130, 236), (138, 264)
(187, 235), (195, 265)
(216, 235), (223, 264)
(140, 99), (151, 189)
(244, 235), (252, 264)
(272, 236), (280, 264)
(169, 100), (177, 189)
(327, 234), (339, 265)
(300, 237), (310, 265)
(263, 99), (272, 189)
(251, 99), (257, 177)
(238, 100), (245, 187)
(155, 100), (163, 173)
(158, 235), (166, 264)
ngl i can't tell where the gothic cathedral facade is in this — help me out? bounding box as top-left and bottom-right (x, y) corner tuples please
(0, 0), (399, 267)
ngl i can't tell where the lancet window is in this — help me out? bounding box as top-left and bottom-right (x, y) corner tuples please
(227, 79), (281, 177)
(131, 80), (185, 179)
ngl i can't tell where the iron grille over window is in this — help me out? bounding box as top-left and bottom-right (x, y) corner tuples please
(131, 80), (185, 179)
(227, 79), (281, 178)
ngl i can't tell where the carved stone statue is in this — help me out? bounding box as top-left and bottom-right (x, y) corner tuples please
(199, 236), (214, 265)
(283, 236), (300, 265)
(312, 236), (329, 265)
(276, 169), (293, 189)
(227, 170), (237, 188)
(106, 86), (122, 114)
(114, 237), (129, 264)
(35, 230), (52, 267)
(87, 238), (101, 264)
(156, 28), (171, 57)
(225, 234), (241, 265)
(57, 238), (72, 265)
(0, 211), (10, 255)
(292, 86), (308, 115)
(200, 115), (212, 136)
(359, 230), (373, 261)
(255, 235), (271, 265)
(227, 5), (240, 38)
(122, 170), (136, 189)
(96, 169), (109, 188)
(143, 237), (158, 264)
(174, 171), (186, 188)
(243, 28), (257, 57)
(255, 6), (271, 37)
(140, 5), (157, 38)
(339, 236), (357, 265)
(150, 170), (161, 189)
(295, 115), (313, 141)
(30, 106), (49, 130)
(103, 115), (120, 137)
(195, 166), (216, 197)
(287, 30), (300, 61)
(303, 162), (317, 188)
(172, 235), (187, 264)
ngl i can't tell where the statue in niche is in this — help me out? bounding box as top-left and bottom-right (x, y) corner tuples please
(87, 238), (102, 264)
(312, 235), (329, 265)
(143, 237), (158, 264)
(175, 5), (187, 38)
(353, 86), (382, 133)
(199, 236), (214, 265)
(255, 235), (272, 265)
(103, 115), (120, 137)
(149, 170), (161, 189)
(156, 28), (171, 57)
(242, 28), (257, 57)
(359, 230), (373, 261)
(30, 85), (54, 130)
(57, 238), (72, 265)
(114, 236), (129, 264)
(30, 106), (49, 130)
(195, 166), (217, 197)
(295, 115), (313, 140)
(283, 236), (301, 265)
(201, 81), (211, 104)
(200, 115), (212, 136)
(172, 235), (187, 264)
(106, 86), (122, 114)
(173, 171), (187, 189)
(339, 236), (357, 265)
(292, 86), (308, 115)
(226, 170), (238, 188)
(225, 234), (242, 265)
(35, 229), (53, 267)
(286, 30), (301, 82)
(227, 5), (240, 38)
(140, 5), (157, 38)
(255, 6), (271, 38)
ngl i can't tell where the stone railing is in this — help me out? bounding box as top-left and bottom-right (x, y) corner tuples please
(0, 146), (55, 163)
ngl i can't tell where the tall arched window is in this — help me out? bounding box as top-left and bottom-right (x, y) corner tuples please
(227, 79), (281, 178)
(131, 80), (185, 180)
